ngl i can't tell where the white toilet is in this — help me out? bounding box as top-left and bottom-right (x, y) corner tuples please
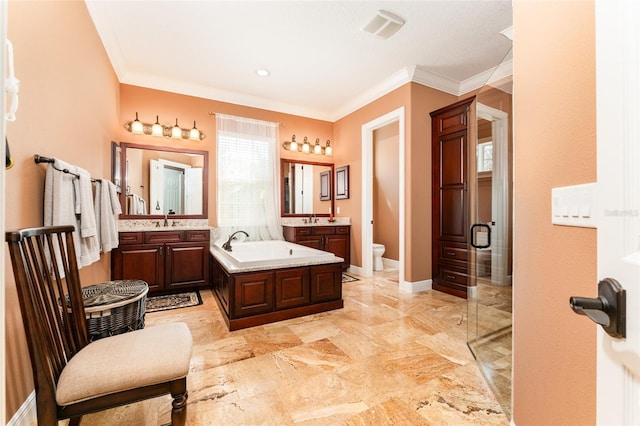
(373, 243), (386, 271)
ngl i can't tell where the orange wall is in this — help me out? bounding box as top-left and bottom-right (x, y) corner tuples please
(373, 122), (399, 261)
(118, 84), (334, 226)
(4, 0), (120, 420)
(512, 1), (596, 424)
(334, 83), (456, 282)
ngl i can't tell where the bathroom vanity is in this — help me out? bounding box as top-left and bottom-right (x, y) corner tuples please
(111, 229), (210, 295)
(282, 224), (350, 270)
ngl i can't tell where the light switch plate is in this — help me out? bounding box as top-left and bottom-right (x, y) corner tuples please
(552, 183), (597, 228)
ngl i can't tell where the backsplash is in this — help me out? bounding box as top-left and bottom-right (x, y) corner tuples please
(118, 218), (210, 232)
(280, 217), (351, 226)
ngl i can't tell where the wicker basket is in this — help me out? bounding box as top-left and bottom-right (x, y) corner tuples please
(79, 280), (149, 341)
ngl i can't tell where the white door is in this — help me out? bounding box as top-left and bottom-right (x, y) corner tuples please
(184, 167), (202, 215)
(596, 0), (640, 423)
(149, 159), (164, 213)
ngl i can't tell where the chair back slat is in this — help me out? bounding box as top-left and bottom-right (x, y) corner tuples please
(5, 226), (90, 398)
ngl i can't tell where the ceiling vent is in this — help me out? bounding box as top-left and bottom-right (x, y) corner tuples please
(362, 10), (405, 39)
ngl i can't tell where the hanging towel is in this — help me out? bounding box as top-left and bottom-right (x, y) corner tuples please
(94, 179), (122, 253)
(130, 193), (147, 214)
(76, 167), (100, 266)
(44, 159), (82, 276)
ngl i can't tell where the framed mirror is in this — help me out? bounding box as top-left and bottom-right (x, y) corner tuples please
(281, 159), (334, 216)
(111, 141), (122, 193)
(118, 142), (208, 219)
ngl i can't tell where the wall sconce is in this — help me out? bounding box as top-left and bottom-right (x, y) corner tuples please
(282, 134), (332, 156)
(124, 112), (206, 140)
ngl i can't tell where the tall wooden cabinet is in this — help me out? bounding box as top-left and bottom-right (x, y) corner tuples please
(430, 97), (474, 298)
(112, 230), (210, 295)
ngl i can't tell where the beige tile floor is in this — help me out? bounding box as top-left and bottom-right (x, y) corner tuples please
(74, 270), (510, 425)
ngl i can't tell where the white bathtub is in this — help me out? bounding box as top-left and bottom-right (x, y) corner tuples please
(212, 239), (337, 268)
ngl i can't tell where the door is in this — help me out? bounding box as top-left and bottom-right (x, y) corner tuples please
(596, 0), (640, 423)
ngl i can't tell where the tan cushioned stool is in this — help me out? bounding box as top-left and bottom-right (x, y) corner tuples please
(56, 322), (192, 405)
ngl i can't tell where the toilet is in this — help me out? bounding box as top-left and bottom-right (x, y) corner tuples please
(373, 243), (386, 271)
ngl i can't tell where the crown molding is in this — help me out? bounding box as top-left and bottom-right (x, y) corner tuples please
(117, 62), (513, 123)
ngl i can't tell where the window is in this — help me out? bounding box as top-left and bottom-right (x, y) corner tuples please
(216, 114), (282, 240)
(477, 141), (493, 172)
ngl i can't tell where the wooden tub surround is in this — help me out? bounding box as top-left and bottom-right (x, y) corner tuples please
(210, 242), (344, 331)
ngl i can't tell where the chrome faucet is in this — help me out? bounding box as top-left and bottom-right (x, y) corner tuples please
(222, 230), (249, 252)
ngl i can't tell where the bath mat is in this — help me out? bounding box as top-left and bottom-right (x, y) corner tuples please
(145, 291), (202, 313)
(342, 273), (359, 283)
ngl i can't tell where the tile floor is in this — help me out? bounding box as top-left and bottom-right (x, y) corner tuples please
(75, 270), (510, 425)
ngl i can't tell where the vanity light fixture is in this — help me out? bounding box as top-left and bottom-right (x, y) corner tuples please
(131, 112), (144, 134)
(124, 113), (206, 140)
(171, 119), (182, 139)
(282, 134), (333, 156)
(301, 136), (311, 153)
(151, 115), (163, 137)
(189, 121), (201, 140)
(313, 138), (323, 155)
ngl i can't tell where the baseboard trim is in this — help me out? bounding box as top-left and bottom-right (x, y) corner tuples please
(8, 390), (35, 426)
(382, 257), (400, 269)
(399, 279), (432, 294)
(347, 264), (363, 276)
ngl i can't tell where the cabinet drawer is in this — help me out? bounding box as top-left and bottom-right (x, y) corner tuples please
(119, 232), (143, 245)
(294, 227), (312, 236)
(311, 226), (335, 235)
(440, 267), (468, 287)
(186, 230), (210, 242)
(336, 226), (350, 235)
(441, 243), (468, 262)
(144, 231), (184, 244)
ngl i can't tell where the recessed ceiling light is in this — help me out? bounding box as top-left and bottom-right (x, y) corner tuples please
(256, 68), (270, 77)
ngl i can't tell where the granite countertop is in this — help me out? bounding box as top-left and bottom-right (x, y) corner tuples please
(280, 217), (351, 227)
(118, 219), (211, 232)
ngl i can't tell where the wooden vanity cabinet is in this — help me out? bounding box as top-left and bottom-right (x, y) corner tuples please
(282, 225), (350, 270)
(112, 230), (210, 295)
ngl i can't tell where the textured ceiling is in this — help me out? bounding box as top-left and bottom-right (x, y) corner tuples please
(86, 1), (513, 121)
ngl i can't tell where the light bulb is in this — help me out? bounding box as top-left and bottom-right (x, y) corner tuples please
(313, 138), (322, 154)
(131, 112), (143, 134)
(171, 119), (182, 139)
(302, 136), (311, 153)
(151, 115), (163, 137)
(189, 121), (200, 140)
(324, 140), (332, 156)
(289, 135), (298, 152)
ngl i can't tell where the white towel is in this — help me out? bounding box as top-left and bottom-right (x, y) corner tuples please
(130, 193), (147, 214)
(44, 159), (81, 276)
(76, 167), (100, 267)
(94, 180), (122, 253)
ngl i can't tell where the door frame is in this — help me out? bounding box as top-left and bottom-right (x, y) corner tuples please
(476, 103), (510, 286)
(361, 107), (405, 287)
(1, 1), (8, 422)
(596, 0), (640, 423)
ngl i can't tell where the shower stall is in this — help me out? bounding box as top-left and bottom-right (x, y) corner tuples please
(466, 47), (514, 417)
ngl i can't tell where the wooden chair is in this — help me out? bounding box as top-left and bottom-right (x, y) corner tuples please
(6, 225), (193, 425)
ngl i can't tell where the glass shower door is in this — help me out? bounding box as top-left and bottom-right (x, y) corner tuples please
(467, 47), (514, 418)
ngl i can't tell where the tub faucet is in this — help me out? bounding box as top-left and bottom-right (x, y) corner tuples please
(222, 230), (249, 252)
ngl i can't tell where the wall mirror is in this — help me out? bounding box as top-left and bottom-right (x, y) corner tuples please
(281, 159), (333, 216)
(118, 142), (208, 219)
